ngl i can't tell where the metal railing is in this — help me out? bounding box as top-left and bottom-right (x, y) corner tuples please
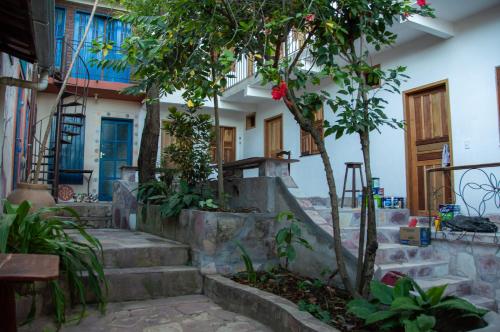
(426, 162), (500, 228)
(226, 31), (315, 90)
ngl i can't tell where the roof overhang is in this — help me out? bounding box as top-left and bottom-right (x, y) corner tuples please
(0, 0), (55, 69)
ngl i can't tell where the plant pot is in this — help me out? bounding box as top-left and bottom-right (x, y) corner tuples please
(7, 183), (56, 212)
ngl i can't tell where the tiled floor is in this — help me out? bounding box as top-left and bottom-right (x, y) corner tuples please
(20, 295), (272, 332)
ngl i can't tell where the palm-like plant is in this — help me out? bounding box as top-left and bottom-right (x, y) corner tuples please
(0, 200), (107, 325)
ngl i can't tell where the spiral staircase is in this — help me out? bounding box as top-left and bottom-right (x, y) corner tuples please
(30, 37), (90, 200)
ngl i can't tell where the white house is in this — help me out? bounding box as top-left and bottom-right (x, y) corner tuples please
(22, 0), (500, 216)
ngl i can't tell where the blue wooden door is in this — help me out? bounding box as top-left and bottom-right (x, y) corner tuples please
(98, 119), (133, 201)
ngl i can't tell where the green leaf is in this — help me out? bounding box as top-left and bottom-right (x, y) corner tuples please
(347, 299), (377, 319)
(426, 284), (447, 306)
(394, 277), (412, 298)
(416, 314), (436, 331)
(390, 297), (422, 312)
(0, 214), (15, 253)
(403, 319), (419, 332)
(365, 310), (398, 325)
(432, 298), (488, 316)
(371, 280), (394, 305)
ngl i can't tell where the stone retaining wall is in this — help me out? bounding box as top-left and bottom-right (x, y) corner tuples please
(432, 232), (500, 306)
(204, 275), (338, 332)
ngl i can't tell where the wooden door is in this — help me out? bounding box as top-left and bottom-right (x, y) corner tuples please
(161, 120), (176, 168)
(265, 115), (283, 157)
(210, 126), (236, 163)
(404, 81), (453, 216)
(99, 118), (133, 201)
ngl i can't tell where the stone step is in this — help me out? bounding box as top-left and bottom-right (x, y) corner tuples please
(341, 226), (401, 251)
(339, 208), (410, 227)
(69, 229), (190, 268)
(85, 266), (203, 303)
(375, 243), (435, 264)
(413, 275), (472, 297)
(378, 259), (449, 279)
(461, 295), (498, 312)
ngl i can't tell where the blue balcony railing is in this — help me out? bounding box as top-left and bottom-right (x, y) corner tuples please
(55, 38), (132, 84)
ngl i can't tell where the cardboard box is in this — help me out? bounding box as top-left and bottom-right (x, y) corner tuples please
(400, 227), (431, 247)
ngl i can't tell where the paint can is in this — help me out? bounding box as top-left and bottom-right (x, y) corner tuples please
(393, 197), (405, 209)
(382, 197), (393, 209)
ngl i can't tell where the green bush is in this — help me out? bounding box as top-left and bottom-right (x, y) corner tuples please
(0, 200), (106, 325)
(163, 107), (213, 187)
(275, 211), (313, 269)
(347, 277), (488, 332)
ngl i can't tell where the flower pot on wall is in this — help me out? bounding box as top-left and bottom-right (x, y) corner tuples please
(7, 183), (56, 211)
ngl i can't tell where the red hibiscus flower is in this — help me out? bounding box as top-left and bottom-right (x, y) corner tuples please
(417, 0), (427, 6)
(305, 13), (315, 22)
(271, 81), (288, 100)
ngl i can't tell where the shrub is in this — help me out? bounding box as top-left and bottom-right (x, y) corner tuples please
(163, 107), (213, 187)
(0, 200), (106, 325)
(275, 211), (313, 269)
(347, 277), (488, 332)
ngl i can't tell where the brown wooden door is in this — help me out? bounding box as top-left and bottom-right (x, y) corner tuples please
(161, 121), (177, 168)
(404, 81), (453, 216)
(210, 126), (236, 163)
(265, 115), (283, 157)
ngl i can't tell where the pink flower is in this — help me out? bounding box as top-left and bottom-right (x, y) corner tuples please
(417, 0), (427, 7)
(305, 14), (315, 22)
(271, 81), (288, 100)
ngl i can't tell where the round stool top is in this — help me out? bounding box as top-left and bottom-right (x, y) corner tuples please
(345, 162), (363, 166)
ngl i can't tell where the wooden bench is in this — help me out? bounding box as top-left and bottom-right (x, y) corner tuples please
(0, 254), (60, 332)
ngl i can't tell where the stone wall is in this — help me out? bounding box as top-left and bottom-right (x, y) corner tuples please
(432, 232), (500, 306)
(111, 180), (138, 229)
(137, 177), (358, 283)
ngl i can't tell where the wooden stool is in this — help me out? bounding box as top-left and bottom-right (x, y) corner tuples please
(341, 162), (364, 208)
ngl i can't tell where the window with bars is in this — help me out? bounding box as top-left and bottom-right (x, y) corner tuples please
(300, 106), (324, 156)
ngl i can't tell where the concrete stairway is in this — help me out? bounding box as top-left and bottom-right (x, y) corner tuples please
(70, 229), (203, 302)
(295, 197), (497, 311)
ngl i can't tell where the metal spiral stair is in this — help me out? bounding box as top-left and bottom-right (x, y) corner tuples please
(30, 37), (91, 200)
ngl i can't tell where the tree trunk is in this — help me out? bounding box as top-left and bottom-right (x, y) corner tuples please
(359, 130), (378, 297)
(210, 51), (225, 208)
(138, 83), (160, 184)
(315, 138), (356, 296)
(282, 95), (356, 296)
(355, 186), (367, 291)
(213, 92), (224, 207)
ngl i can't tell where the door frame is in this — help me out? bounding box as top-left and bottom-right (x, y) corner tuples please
(98, 117), (133, 201)
(403, 79), (454, 215)
(264, 114), (283, 157)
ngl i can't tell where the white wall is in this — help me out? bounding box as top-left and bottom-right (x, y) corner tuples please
(0, 54), (33, 198)
(156, 103), (246, 166)
(37, 93), (142, 196)
(236, 6), (500, 213)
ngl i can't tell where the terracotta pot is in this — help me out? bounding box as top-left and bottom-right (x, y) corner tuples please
(7, 183), (56, 212)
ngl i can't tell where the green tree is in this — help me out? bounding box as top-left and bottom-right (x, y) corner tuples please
(172, 0), (433, 297)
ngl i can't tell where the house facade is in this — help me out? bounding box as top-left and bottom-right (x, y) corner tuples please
(159, 1), (500, 215)
(10, 1), (498, 216)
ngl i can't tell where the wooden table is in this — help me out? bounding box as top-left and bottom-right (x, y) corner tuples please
(0, 254), (60, 332)
(221, 157), (299, 188)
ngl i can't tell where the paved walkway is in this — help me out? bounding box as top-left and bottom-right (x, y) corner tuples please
(20, 295), (272, 332)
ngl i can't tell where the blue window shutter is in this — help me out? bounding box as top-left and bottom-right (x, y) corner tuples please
(54, 7), (66, 69)
(104, 20), (131, 83)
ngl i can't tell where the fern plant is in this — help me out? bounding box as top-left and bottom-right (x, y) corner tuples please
(347, 277), (488, 332)
(0, 200), (107, 326)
